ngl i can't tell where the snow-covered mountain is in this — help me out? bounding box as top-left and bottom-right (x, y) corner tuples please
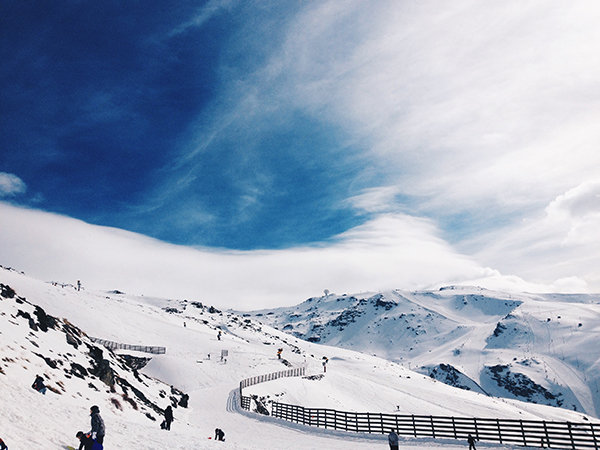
(1, 267), (597, 450)
(243, 287), (600, 417)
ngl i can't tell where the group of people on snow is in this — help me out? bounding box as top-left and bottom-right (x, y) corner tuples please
(75, 405), (105, 450)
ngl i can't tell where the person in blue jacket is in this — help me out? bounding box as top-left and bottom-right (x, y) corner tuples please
(388, 429), (399, 450)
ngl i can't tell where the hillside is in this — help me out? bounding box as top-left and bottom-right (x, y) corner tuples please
(244, 287), (600, 418)
(1, 267), (597, 450)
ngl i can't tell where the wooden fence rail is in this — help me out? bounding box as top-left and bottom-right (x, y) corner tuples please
(239, 367), (305, 400)
(266, 402), (600, 450)
(238, 369), (600, 450)
(90, 337), (166, 354)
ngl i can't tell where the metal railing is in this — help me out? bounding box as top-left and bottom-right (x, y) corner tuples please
(90, 337), (166, 354)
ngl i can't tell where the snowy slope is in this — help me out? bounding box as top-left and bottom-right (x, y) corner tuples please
(1, 268), (597, 450)
(244, 287), (600, 418)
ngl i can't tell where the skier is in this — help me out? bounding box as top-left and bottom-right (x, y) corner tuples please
(89, 405), (105, 445)
(217, 330), (222, 340)
(164, 405), (174, 431)
(0, 437), (7, 450)
(468, 434), (477, 450)
(277, 348), (283, 359)
(31, 374), (47, 394)
(77, 280), (81, 291)
(76, 431), (94, 450)
(388, 429), (399, 450)
(322, 356), (329, 373)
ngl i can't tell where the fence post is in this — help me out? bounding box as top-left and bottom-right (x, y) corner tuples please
(452, 417), (457, 439)
(521, 420), (527, 447)
(413, 415), (417, 438)
(543, 420), (550, 448)
(474, 417), (479, 440)
(431, 416), (435, 439)
(497, 418), (502, 444)
(591, 423), (598, 450)
(568, 422), (575, 450)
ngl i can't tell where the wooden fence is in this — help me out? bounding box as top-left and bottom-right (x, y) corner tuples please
(90, 337), (166, 354)
(238, 368), (600, 450)
(269, 403), (600, 450)
(239, 367), (305, 396)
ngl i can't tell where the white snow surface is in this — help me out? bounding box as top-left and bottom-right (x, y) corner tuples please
(1, 268), (598, 450)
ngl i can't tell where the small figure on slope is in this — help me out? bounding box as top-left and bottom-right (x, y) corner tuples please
(468, 434), (477, 450)
(76, 431), (94, 450)
(388, 429), (399, 450)
(164, 405), (174, 431)
(31, 374), (47, 394)
(89, 405), (105, 445)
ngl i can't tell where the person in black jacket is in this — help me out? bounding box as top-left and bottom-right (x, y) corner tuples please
(164, 405), (174, 431)
(76, 431), (94, 450)
(31, 374), (47, 394)
(89, 405), (105, 445)
(468, 434), (477, 450)
(214, 428), (225, 441)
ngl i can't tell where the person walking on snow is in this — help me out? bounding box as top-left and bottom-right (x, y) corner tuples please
(0, 437), (8, 450)
(164, 405), (174, 431)
(217, 330), (222, 340)
(89, 405), (105, 445)
(468, 434), (477, 450)
(388, 429), (399, 450)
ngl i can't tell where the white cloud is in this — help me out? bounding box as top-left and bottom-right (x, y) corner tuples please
(169, 0), (238, 37)
(469, 180), (600, 291)
(0, 202), (559, 310)
(267, 0), (600, 214)
(345, 186), (402, 213)
(0, 173), (26, 197)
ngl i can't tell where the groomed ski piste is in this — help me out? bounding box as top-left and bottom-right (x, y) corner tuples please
(1, 267), (598, 450)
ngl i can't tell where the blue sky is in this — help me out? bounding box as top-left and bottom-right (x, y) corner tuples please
(1, 1), (600, 305)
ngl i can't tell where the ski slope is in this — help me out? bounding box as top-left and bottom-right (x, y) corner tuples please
(0, 268), (597, 450)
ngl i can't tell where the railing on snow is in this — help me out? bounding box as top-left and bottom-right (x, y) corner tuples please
(239, 367), (305, 399)
(238, 369), (600, 450)
(270, 403), (600, 450)
(90, 337), (166, 354)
